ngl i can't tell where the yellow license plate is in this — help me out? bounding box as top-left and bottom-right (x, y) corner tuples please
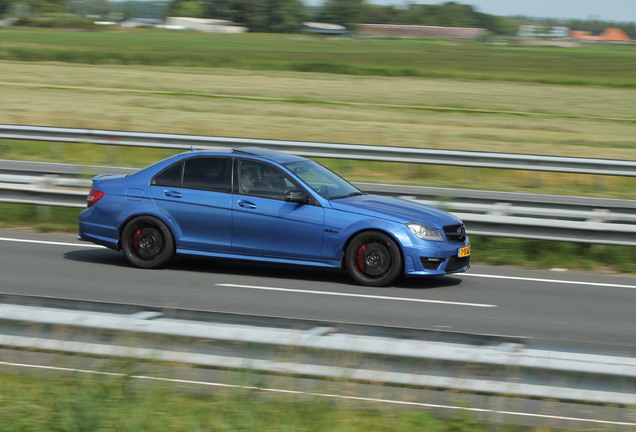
(458, 246), (471, 258)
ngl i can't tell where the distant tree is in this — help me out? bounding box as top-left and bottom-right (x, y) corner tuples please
(85, 0), (110, 17)
(266, 0), (305, 32)
(0, 0), (11, 15)
(359, 4), (399, 24)
(436, 1), (477, 27)
(238, 0), (304, 33)
(399, 2), (478, 27)
(474, 12), (519, 35)
(22, 0), (66, 14)
(229, 0), (250, 24)
(240, 0), (268, 30)
(205, 0), (232, 19)
(359, 2), (521, 35)
(319, 0), (364, 30)
(169, 0), (205, 17)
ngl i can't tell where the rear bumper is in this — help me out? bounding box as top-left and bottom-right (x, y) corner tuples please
(77, 223), (119, 250)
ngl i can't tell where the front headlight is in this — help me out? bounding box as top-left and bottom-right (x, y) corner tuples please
(407, 223), (444, 242)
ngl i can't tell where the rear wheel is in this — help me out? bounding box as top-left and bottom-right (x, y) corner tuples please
(121, 216), (174, 269)
(345, 231), (402, 287)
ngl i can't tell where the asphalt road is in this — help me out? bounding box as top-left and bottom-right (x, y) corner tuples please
(1, 228), (635, 346)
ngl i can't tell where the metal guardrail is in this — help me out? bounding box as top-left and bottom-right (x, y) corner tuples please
(2, 124), (636, 176)
(3, 158), (635, 221)
(1, 295), (635, 407)
(1, 159), (636, 245)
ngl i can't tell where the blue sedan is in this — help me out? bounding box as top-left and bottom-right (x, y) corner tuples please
(78, 147), (470, 286)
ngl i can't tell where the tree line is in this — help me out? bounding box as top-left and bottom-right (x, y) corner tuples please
(167, 0), (520, 34)
(2, 0), (635, 38)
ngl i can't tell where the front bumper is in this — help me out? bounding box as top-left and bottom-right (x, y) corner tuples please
(402, 242), (471, 276)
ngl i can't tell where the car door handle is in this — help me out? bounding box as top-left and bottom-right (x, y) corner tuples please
(238, 200), (257, 209)
(164, 190), (182, 198)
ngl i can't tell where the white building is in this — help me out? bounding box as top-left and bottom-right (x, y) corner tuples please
(518, 25), (569, 38)
(162, 17), (246, 33)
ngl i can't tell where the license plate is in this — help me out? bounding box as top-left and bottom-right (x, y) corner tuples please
(458, 246), (471, 258)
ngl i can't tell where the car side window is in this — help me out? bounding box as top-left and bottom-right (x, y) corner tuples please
(237, 160), (296, 200)
(152, 162), (183, 187)
(182, 157), (231, 192)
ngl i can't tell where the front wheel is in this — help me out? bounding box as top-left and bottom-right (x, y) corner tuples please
(345, 231), (402, 287)
(121, 216), (174, 269)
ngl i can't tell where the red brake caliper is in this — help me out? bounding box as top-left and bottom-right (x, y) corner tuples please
(357, 244), (367, 272)
(133, 229), (141, 250)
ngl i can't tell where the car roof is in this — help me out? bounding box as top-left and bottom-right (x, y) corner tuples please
(163, 147), (306, 168)
(232, 147), (305, 164)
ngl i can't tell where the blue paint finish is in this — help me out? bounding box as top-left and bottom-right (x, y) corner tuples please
(78, 148), (470, 284)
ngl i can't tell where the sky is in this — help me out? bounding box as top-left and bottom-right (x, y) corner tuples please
(370, 0), (636, 23)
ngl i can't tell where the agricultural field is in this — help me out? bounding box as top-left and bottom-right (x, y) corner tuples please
(0, 28), (635, 198)
(1, 28), (635, 428)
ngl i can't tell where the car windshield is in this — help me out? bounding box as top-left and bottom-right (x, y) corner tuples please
(284, 159), (363, 199)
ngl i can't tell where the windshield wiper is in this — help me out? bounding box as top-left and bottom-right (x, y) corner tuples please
(330, 192), (365, 200)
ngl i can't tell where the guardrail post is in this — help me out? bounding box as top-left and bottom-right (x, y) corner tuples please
(402, 162), (417, 180)
(51, 140), (63, 161)
(35, 204), (51, 220)
(106, 134), (122, 166)
(594, 175), (608, 193)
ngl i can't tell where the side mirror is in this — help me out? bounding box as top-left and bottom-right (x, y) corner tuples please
(285, 190), (309, 204)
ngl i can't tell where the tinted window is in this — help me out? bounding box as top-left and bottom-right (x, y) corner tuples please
(183, 157), (230, 192)
(152, 162), (183, 187)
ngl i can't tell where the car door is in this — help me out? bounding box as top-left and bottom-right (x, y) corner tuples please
(231, 159), (325, 260)
(150, 156), (232, 252)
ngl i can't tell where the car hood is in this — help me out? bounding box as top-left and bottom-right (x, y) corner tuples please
(329, 194), (461, 227)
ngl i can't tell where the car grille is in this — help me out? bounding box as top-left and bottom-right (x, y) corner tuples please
(446, 256), (469, 271)
(420, 257), (444, 270)
(444, 224), (467, 243)
(420, 256), (469, 271)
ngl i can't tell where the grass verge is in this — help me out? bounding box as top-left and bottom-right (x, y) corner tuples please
(0, 368), (575, 432)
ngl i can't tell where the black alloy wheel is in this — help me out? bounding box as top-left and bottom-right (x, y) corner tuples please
(121, 216), (174, 269)
(345, 231), (402, 287)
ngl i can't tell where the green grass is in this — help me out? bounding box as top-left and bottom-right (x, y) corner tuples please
(0, 369), (583, 432)
(470, 237), (636, 274)
(0, 204), (82, 233)
(2, 28), (636, 87)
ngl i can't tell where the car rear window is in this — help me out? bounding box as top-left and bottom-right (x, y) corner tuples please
(152, 162), (183, 187)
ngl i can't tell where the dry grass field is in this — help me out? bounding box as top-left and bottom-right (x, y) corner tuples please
(1, 61), (634, 157)
(1, 59), (634, 196)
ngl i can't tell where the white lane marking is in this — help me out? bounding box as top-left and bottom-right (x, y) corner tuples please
(216, 283), (497, 308)
(0, 236), (104, 248)
(462, 273), (636, 290)
(2, 361), (634, 428)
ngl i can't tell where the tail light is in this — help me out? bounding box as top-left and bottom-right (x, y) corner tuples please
(86, 189), (104, 208)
